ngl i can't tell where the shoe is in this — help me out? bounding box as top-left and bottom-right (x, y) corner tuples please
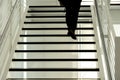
(67, 30), (77, 40)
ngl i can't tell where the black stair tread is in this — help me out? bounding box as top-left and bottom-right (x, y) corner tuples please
(17, 42), (96, 44)
(29, 5), (91, 8)
(28, 10), (91, 13)
(110, 4), (120, 5)
(24, 21), (93, 24)
(9, 68), (99, 71)
(26, 15), (92, 18)
(12, 58), (98, 61)
(7, 78), (101, 80)
(15, 50), (97, 52)
(22, 27), (94, 30)
(20, 34), (95, 37)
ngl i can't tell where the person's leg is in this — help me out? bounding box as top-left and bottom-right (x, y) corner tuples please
(65, 5), (80, 39)
(58, 0), (66, 6)
(67, 7), (79, 32)
(61, 0), (82, 39)
(66, 7), (74, 31)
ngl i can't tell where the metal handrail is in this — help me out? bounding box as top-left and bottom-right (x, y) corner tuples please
(94, 0), (112, 80)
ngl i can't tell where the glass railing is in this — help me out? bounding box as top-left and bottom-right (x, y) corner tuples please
(92, 0), (113, 80)
(0, 0), (28, 80)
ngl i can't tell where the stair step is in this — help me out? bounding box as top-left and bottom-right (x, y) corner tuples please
(16, 43), (96, 50)
(22, 27), (93, 30)
(13, 52), (97, 59)
(26, 15), (92, 18)
(26, 12), (91, 16)
(15, 50), (97, 53)
(11, 61), (98, 68)
(28, 10), (91, 13)
(7, 78), (101, 80)
(25, 18), (92, 22)
(12, 59), (98, 61)
(8, 72), (99, 78)
(28, 6), (90, 11)
(29, 5), (91, 8)
(24, 24), (93, 28)
(20, 34), (95, 37)
(19, 36), (95, 42)
(28, 6), (90, 10)
(9, 68), (99, 71)
(21, 30), (94, 35)
(24, 21), (92, 24)
(17, 42), (95, 44)
(25, 19), (92, 23)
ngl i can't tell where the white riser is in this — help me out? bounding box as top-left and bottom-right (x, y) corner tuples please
(21, 30), (94, 34)
(19, 37), (95, 42)
(24, 24), (93, 28)
(16, 44), (96, 50)
(13, 52), (97, 59)
(28, 7), (90, 11)
(27, 12), (92, 16)
(25, 18), (92, 22)
(9, 72), (99, 78)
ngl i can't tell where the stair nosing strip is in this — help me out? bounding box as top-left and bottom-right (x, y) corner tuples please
(29, 5), (91, 8)
(9, 68), (99, 71)
(22, 28), (94, 30)
(26, 16), (92, 18)
(15, 50), (97, 52)
(12, 59), (98, 61)
(110, 4), (120, 6)
(24, 21), (93, 24)
(17, 42), (96, 44)
(8, 78), (101, 80)
(27, 10), (91, 13)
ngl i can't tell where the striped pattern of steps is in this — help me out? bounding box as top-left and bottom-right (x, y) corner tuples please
(7, 4), (100, 80)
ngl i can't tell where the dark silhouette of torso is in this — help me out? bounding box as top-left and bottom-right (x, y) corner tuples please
(59, 0), (81, 7)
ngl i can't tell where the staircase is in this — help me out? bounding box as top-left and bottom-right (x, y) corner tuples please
(7, 4), (100, 80)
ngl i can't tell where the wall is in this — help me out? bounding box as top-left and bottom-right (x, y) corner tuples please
(110, 7), (120, 80)
(0, 0), (28, 80)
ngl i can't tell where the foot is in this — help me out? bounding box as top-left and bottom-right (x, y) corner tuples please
(67, 30), (77, 40)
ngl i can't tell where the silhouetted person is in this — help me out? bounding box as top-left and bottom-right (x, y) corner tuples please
(59, 0), (82, 40)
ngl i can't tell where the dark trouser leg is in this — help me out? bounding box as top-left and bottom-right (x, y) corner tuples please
(65, 6), (80, 33)
(65, 6), (80, 40)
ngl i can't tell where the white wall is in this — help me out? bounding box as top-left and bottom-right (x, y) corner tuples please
(0, 0), (28, 80)
(110, 8), (120, 80)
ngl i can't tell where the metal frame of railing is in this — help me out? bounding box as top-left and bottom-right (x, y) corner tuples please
(92, 0), (113, 80)
(0, 0), (28, 80)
